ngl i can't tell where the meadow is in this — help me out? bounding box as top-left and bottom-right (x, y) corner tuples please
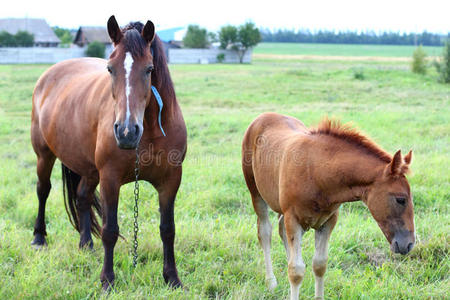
(0, 43), (449, 299)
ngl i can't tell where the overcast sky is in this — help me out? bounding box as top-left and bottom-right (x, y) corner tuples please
(1, 0), (448, 33)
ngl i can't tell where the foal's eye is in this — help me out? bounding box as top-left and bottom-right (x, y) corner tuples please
(396, 197), (406, 206)
(146, 66), (154, 75)
(107, 66), (113, 74)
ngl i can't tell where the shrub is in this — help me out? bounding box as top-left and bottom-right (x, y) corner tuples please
(85, 41), (105, 58)
(216, 53), (225, 63)
(52, 27), (72, 47)
(434, 40), (450, 83)
(411, 45), (427, 74)
(353, 68), (365, 80)
(183, 25), (209, 48)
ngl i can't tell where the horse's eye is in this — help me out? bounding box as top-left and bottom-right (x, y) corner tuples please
(107, 66), (113, 74)
(396, 197), (406, 206)
(146, 66), (154, 75)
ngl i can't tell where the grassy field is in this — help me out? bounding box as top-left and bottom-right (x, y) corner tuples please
(254, 42), (444, 57)
(0, 46), (449, 299)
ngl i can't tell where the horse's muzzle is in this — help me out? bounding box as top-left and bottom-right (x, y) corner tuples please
(113, 121), (143, 149)
(391, 230), (415, 255)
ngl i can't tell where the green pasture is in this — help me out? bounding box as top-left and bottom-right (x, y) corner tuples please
(0, 47), (449, 299)
(254, 42), (443, 57)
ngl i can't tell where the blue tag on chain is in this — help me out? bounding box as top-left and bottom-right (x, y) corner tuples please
(151, 85), (166, 137)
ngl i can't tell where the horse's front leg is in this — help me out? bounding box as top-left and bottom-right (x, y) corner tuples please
(154, 167), (183, 288)
(98, 174), (121, 291)
(313, 212), (338, 300)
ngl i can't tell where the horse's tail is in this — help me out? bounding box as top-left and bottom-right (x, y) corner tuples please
(61, 164), (102, 238)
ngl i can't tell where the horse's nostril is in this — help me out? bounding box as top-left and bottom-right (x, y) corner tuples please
(114, 123), (119, 134)
(135, 125), (140, 135)
(407, 242), (414, 252)
(394, 241), (400, 253)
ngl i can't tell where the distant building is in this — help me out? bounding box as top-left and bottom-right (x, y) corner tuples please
(157, 27), (185, 60)
(73, 27), (111, 47)
(0, 18), (60, 47)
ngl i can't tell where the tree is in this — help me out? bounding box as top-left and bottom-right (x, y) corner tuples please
(219, 25), (237, 49)
(183, 25), (209, 48)
(219, 22), (261, 63)
(52, 26), (73, 47)
(411, 45), (427, 74)
(0, 31), (17, 46)
(85, 41), (105, 58)
(434, 40), (450, 83)
(14, 31), (34, 47)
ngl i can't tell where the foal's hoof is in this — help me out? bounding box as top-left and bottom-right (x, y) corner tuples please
(101, 280), (115, 293)
(267, 277), (278, 291)
(31, 234), (47, 250)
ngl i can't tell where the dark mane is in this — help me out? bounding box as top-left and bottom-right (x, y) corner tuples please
(310, 118), (392, 163)
(122, 22), (176, 105)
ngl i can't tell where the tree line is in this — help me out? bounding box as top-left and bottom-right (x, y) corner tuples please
(0, 31), (34, 47)
(261, 29), (449, 46)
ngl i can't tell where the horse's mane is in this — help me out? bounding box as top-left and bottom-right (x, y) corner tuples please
(310, 118), (392, 163)
(122, 22), (176, 102)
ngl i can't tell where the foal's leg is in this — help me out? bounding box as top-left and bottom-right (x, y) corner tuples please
(278, 214), (290, 261)
(284, 210), (306, 300)
(77, 176), (99, 249)
(313, 212), (338, 300)
(155, 167), (183, 288)
(31, 147), (56, 248)
(253, 196), (277, 290)
(99, 174), (120, 291)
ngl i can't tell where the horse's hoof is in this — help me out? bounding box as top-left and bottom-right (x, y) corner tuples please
(101, 280), (115, 293)
(79, 239), (94, 251)
(164, 274), (183, 289)
(31, 235), (47, 250)
(267, 277), (278, 291)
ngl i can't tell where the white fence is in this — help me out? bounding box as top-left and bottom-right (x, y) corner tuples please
(0, 46), (251, 64)
(168, 48), (252, 64)
(0, 45), (114, 64)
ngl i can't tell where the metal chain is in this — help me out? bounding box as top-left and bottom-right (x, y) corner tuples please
(132, 147), (140, 268)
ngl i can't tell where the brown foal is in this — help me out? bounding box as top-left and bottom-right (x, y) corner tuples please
(242, 112), (415, 299)
(31, 16), (187, 290)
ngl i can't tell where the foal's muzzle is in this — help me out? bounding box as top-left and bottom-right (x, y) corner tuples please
(390, 230), (415, 255)
(113, 121), (143, 149)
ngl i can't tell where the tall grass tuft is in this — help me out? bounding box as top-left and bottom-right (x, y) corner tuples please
(411, 45), (427, 74)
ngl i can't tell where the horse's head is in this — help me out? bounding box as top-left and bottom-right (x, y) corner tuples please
(106, 16), (155, 149)
(365, 150), (415, 255)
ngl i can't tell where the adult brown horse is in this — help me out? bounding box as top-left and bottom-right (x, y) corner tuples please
(30, 16), (187, 290)
(242, 113), (415, 299)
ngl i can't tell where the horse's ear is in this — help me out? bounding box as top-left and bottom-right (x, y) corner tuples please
(142, 20), (155, 44)
(404, 150), (413, 165)
(107, 15), (122, 45)
(387, 150), (402, 175)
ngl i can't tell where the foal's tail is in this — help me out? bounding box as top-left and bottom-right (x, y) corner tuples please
(61, 164), (102, 238)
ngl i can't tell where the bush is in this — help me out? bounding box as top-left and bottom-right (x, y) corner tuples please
(52, 27), (73, 46)
(353, 68), (365, 80)
(411, 45), (427, 74)
(0, 30), (34, 47)
(85, 41), (105, 58)
(216, 53), (225, 63)
(219, 25), (238, 49)
(218, 22), (261, 63)
(434, 41), (450, 83)
(183, 25), (209, 48)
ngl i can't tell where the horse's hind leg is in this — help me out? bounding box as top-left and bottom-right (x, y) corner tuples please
(253, 195), (277, 291)
(278, 214), (290, 261)
(31, 143), (56, 248)
(76, 176), (99, 249)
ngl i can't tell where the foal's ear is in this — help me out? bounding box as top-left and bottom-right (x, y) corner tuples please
(387, 150), (402, 175)
(107, 15), (123, 45)
(142, 20), (155, 44)
(403, 150), (413, 165)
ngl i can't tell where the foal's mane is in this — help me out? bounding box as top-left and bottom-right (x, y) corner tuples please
(122, 22), (176, 102)
(310, 118), (392, 163)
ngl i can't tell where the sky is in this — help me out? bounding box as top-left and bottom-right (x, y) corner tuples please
(1, 0), (449, 33)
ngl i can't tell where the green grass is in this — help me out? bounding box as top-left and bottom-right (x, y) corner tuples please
(254, 42), (444, 57)
(0, 50), (449, 299)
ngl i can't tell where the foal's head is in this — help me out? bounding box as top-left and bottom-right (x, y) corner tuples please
(365, 150), (415, 255)
(106, 16), (155, 149)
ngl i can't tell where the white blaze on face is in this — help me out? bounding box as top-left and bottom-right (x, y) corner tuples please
(124, 52), (134, 135)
